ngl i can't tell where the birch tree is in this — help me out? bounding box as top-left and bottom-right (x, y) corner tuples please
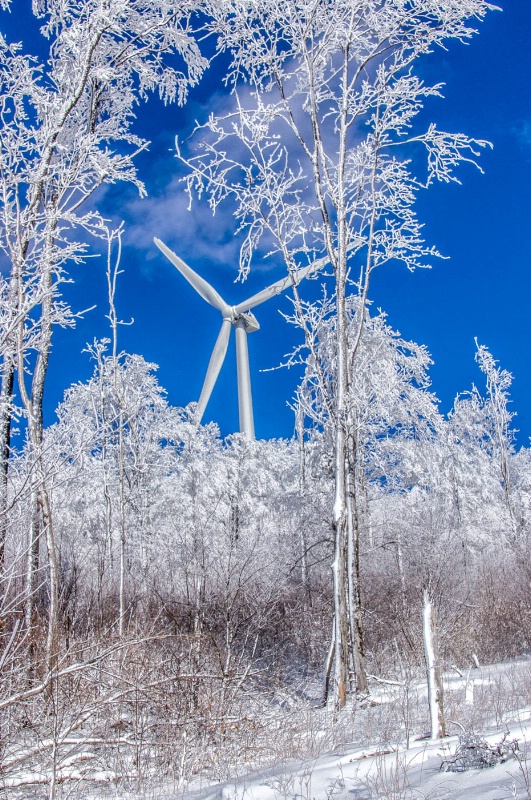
(178, 0), (494, 706)
(294, 300), (443, 694)
(0, 0), (206, 666)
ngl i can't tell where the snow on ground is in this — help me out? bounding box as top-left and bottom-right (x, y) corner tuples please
(5, 659), (531, 798)
(179, 722), (531, 800)
(175, 661), (531, 800)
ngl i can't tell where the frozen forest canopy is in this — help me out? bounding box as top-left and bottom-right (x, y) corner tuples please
(0, 0), (530, 797)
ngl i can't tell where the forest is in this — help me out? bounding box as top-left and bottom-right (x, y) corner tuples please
(1, 0), (530, 797)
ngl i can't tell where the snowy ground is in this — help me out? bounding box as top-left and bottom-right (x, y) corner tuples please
(172, 661), (531, 800)
(5, 659), (531, 798)
(178, 719), (531, 800)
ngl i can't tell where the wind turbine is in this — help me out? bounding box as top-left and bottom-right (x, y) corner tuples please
(154, 238), (322, 440)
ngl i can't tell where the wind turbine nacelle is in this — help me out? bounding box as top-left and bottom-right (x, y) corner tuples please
(238, 312), (260, 333)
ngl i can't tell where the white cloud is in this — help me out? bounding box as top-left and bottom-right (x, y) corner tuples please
(517, 120), (531, 149)
(124, 174), (243, 279)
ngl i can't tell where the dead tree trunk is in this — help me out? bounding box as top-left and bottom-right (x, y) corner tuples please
(422, 589), (446, 739)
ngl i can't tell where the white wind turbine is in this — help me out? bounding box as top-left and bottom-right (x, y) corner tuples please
(154, 238), (322, 440)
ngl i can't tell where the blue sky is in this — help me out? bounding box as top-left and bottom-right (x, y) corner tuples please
(3, 2), (531, 444)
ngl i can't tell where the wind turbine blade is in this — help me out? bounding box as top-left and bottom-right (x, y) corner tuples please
(234, 252), (330, 314)
(196, 318), (232, 424)
(154, 238), (231, 316)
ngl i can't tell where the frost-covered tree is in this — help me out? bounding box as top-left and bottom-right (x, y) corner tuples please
(474, 342), (516, 528)
(179, 0), (494, 705)
(446, 344), (519, 548)
(0, 0), (206, 663)
(294, 300), (442, 696)
(47, 347), (201, 632)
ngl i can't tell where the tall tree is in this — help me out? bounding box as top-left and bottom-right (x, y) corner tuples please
(177, 0), (494, 706)
(0, 0), (206, 667)
(295, 300), (442, 697)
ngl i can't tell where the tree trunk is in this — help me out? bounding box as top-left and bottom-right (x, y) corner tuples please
(24, 486), (41, 633)
(39, 471), (59, 678)
(321, 623), (335, 706)
(331, 273), (351, 709)
(332, 503), (349, 710)
(296, 410), (311, 607)
(118, 408), (127, 638)
(422, 589), (445, 739)
(346, 438), (368, 695)
(18, 225), (60, 673)
(0, 359), (14, 568)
